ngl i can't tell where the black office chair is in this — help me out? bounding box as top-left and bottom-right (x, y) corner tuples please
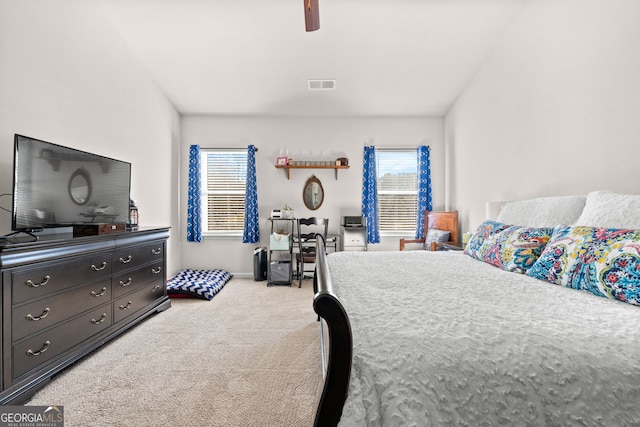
(295, 217), (328, 288)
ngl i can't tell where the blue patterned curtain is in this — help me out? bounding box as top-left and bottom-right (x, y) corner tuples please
(242, 145), (260, 243)
(415, 145), (433, 239)
(362, 146), (380, 244)
(187, 145), (203, 242)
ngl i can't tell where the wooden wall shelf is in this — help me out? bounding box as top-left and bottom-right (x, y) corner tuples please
(275, 164), (349, 180)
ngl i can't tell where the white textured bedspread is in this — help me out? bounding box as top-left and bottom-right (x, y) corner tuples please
(327, 250), (640, 426)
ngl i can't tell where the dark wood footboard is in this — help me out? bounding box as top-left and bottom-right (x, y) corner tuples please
(312, 237), (353, 427)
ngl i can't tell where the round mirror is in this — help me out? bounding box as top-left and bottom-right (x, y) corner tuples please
(68, 168), (92, 205)
(303, 175), (324, 210)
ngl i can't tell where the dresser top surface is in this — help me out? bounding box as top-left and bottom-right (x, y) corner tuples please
(0, 227), (170, 270)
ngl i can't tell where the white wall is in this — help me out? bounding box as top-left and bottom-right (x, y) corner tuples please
(0, 0), (181, 274)
(445, 0), (640, 233)
(10, 0), (631, 278)
(180, 115), (444, 276)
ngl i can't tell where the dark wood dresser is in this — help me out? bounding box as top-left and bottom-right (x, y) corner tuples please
(0, 227), (171, 404)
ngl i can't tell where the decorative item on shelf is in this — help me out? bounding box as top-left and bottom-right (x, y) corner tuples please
(337, 157), (349, 166)
(276, 156), (289, 166)
(283, 204), (295, 219)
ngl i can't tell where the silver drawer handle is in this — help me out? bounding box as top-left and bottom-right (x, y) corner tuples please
(25, 275), (51, 288)
(26, 340), (50, 356)
(119, 301), (132, 311)
(26, 307), (51, 321)
(152, 266), (162, 274)
(90, 287), (108, 297)
(152, 284), (162, 293)
(119, 278), (133, 287)
(119, 255), (132, 264)
(152, 248), (162, 255)
(91, 313), (107, 324)
(91, 262), (107, 271)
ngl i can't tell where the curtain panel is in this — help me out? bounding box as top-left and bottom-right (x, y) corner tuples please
(242, 145), (260, 243)
(187, 144), (203, 242)
(362, 146), (380, 244)
(415, 145), (433, 239)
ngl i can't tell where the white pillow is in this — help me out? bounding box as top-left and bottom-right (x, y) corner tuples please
(574, 191), (640, 229)
(496, 195), (586, 228)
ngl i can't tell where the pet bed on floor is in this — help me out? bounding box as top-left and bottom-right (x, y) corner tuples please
(167, 269), (232, 300)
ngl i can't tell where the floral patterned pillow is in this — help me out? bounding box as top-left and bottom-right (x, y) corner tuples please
(464, 221), (511, 258)
(464, 221), (553, 273)
(526, 225), (640, 305)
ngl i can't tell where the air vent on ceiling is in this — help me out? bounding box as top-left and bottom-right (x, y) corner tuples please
(308, 79), (336, 91)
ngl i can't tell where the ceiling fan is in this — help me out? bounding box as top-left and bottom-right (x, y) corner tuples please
(304, 0), (320, 31)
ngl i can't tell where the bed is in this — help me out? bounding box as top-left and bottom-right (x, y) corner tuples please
(312, 191), (640, 426)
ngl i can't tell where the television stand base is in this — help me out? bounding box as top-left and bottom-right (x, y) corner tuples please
(4, 229), (42, 241)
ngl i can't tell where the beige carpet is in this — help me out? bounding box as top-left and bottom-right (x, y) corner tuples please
(27, 278), (324, 427)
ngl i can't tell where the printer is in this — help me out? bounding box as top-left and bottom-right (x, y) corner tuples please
(341, 215), (365, 227)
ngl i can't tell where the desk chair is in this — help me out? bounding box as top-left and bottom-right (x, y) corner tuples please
(295, 217), (328, 288)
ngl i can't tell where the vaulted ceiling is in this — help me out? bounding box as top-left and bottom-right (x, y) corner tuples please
(102, 0), (523, 116)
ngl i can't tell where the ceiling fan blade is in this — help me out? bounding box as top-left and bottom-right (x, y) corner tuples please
(304, 0), (320, 32)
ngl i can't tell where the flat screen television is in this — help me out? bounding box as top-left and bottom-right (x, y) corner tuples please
(11, 134), (131, 233)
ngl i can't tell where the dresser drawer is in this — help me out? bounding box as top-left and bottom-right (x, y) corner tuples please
(113, 280), (164, 324)
(112, 242), (165, 274)
(12, 280), (112, 341)
(12, 303), (112, 380)
(12, 252), (111, 304)
(112, 260), (164, 298)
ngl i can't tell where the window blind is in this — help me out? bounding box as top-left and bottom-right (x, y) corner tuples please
(376, 150), (418, 231)
(202, 150), (247, 233)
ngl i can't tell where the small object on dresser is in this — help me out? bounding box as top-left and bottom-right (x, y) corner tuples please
(127, 199), (139, 230)
(73, 223), (126, 237)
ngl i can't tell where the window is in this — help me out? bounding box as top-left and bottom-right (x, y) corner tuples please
(376, 150), (418, 232)
(201, 149), (247, 235)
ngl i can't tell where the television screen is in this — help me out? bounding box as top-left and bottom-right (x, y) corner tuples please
(12, 134), (131, 232)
